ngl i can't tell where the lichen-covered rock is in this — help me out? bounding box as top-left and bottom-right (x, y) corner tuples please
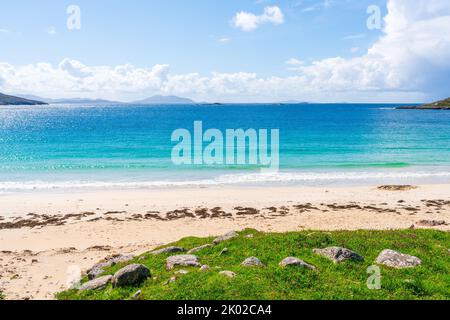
(279, 257), (316, 270)
(166, 255), (201, 270)
(112, 264), (151, 288)
(87, 254), (134, 280)
(79, 275), (112, 292)
(187, 244), (213, 254)
(241, 257), (265, 268)
(150, 246), (185, 255)
(213, 231), (238, 244)
(313, 247), (363, 263)
(375, 250), (422, 268)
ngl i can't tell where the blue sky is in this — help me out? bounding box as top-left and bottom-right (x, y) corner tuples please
(0, 0), (449, 102)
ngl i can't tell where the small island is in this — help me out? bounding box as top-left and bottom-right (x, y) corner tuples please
(0, 93), (47, 106)
(397, 97), (450, 110)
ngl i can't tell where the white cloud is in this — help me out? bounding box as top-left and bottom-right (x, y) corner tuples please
(233, 6), (284, 32)
(286, 58), (304, 66)
(0, 28), (10, 33)
(47, 26), (57, 35)
(342, 33), (366, 40)
(301, 0), (334, 12)
(218, 37), (231, 44)
(1, 0), (449, 103)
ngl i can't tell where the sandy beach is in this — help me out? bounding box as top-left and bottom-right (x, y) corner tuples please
(0, 184), (449, 300)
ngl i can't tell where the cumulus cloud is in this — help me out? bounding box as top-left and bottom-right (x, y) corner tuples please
(0, 0), (449, 103)
(233, 6), (284, 32)
(292, 0), (450, 99)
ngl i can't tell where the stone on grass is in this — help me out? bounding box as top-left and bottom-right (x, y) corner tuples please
(112, 264), (151, 288)
(88, 254), (134, 280)
(79, 275), (112, 292)
(375, 249), (422, 268)
(151, 246), (185, 255)
(220, 271), (236, 278)
(166, 255), (201, 270)
(313, 247), (363, 263)
(132, 290), (142, 300)
(175, 269), (189, 275)
(241, 257), (265, 268)
(213, 231), (238, 244)
(279, 257), (316, 270)
(200, 265), (210, 271)
(187, 244), (213, 254)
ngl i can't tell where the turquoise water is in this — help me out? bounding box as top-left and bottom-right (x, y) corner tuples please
(0, 103), (449, 191)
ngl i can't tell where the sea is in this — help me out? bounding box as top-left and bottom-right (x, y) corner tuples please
(1, 103), (449, 192)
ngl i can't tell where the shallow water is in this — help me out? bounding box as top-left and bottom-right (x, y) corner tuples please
(1, 103), (449, 191)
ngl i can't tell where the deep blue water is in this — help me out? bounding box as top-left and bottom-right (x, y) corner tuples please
(0, 103), (449, 191)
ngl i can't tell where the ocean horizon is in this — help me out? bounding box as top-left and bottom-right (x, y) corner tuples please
(1, 103), (449, 192)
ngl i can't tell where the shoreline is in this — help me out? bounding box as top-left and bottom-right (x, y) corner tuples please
(0, 184), (449, 299)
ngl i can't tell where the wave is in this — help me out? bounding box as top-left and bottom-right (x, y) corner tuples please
(1, 170), (450, 191)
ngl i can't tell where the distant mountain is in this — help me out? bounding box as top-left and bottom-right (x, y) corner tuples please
(397, 97), (450, 110)
(278, 100), (311, 105)
(0, 93), (47, 106)
(18, 95), (121, 105)
(131, 95), (196, 105)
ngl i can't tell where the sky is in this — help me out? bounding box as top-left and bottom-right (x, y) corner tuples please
(0, 0), (449, 103)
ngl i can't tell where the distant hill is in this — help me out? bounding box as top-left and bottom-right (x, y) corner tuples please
(131, 95), (196, 105)
(397, 97), (450, 110)
(279, 100), (311, 105)
(0, 93), (47, 106)
(18, 95), (121, 105)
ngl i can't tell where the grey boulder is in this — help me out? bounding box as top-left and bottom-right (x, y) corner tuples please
(313, 247), (363, 263)
(151, 246), (185, 255)
(213, 231), (238, 244)
(375, 249), (422, 268)
(279, 257), (316, 270)
(79, 275), (112, 292)
(88, 254), (134, 280)
(166, 255), (201, 270)
(241, 257), (265, 268)
(187, 244), (213, 254)
(112, 264), (151, 288)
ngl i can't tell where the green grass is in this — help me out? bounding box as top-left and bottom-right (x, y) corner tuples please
(57, 229), (450, 300)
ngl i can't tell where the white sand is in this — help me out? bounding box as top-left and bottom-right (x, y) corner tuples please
(0, 184), (449, 300)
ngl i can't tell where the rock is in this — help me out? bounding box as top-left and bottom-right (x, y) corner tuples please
(220, 271), (236, 278)
(377, 185), (417, 191)
(199, 265), (210, 271)
(79, 275), (112, 292)
(375, 249), (422, 268)
(166, 255), (201, 270)
(416, 220), (447, 227)
(151, 246), (185, 255)
(241, 257), (265, 268)
(187, 244), (213, 254)
(132, 290), (142, 300)
(175, 270), (189, 275)
(219, 248), (229, 255)
(87, 254), (134, 280)
(213, 231), (238, 244)
(279, 257), (316, 270)
(313, 247), (363, 263)
(166, 276), (177, 285)
(112, 264), (151, 288)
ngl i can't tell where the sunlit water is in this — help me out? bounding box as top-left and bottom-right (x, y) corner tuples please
(1, 103), (449, 192)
